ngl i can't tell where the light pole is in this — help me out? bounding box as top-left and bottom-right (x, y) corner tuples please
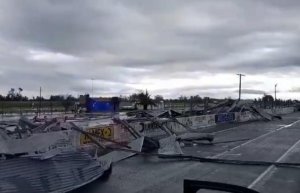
(91, 78), (94, 98)
(275, 83), (277, 108)
(39, 86), (42, 116)
(237, 73), (245, 101)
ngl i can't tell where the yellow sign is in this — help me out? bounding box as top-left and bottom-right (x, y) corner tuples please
(80, 126), (114, 145)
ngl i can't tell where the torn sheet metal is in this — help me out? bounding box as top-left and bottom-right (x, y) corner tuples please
(251, 106), (274, 121)
(177, 133), (214, 142)
(99, 137), (144, 163)
(158, 135), (183, 155)
(0, 130), (72, 155)
(0, 150), (111, 193)
(0, 127), (112, 193)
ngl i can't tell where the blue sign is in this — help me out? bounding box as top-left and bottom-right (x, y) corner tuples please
(86, 98), (113, 112)
(215, 112), (235, 123)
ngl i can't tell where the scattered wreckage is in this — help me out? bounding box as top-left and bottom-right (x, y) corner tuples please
(0, 120), (112, 193)
(0, 111), (217, 193)
(0, 101), (290, 193)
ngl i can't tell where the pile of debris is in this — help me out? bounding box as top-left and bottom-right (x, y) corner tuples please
(0, 100), (286, 192)
(0, 126), (112, 193)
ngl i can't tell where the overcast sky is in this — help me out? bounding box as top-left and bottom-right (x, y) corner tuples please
(0, 0), (300, 99)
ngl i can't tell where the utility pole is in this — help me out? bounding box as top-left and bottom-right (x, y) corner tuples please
(39, 86), (42, 116)
(275, 83), (277, 108)
(236, 73), (245, 101)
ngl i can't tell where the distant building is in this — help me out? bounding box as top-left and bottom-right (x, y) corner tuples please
(119, 101), (136, 110)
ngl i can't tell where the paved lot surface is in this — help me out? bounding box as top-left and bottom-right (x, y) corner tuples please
(74, 112), (300, 193)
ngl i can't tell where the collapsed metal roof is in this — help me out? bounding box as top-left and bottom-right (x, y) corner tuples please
(0, 150), (110, 193)
(0, 131), (71, 155)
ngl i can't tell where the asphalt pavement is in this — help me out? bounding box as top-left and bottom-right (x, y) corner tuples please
(73, 112), (300, 193)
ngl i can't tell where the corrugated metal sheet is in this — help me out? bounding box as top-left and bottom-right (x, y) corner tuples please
(0, 150), (110, 193)
(0, 131), (72, 155)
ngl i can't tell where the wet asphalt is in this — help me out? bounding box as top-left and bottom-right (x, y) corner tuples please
(73, 112), (300, 193)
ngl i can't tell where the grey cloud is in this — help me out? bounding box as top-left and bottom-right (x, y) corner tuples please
(0, 0), (300, 98)
(153, 84), (237, 93)
(289, 87), (300, 93)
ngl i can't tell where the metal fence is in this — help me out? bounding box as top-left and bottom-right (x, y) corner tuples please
(0, 101), (65, 117)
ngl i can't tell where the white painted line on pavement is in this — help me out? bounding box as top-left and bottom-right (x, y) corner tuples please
(248, 138), (300, 189)
(211, 119), (300, 158)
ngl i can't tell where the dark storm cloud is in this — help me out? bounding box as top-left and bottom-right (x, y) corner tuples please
(0, 0), (300, 98)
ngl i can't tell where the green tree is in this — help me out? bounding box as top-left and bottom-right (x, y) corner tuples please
(262, 94), (274, 108)
(138, 90), (155, 110)
(5, 88), (27, 101)
(50, 95), (64, 101)
(190, 95), (203, 103)
(129, 93), (139, 102)
(6, 88), (16, 100)
(61, 95), (76, 112)
(154, 95), (164, 103)
(178, 95), (188, 101)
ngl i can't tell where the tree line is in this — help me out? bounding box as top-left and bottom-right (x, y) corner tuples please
(0, 88), (78, 101)
(120, 91), (223, 110)
(1, 88), (297, 111)
(121, 91), (299, 110)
